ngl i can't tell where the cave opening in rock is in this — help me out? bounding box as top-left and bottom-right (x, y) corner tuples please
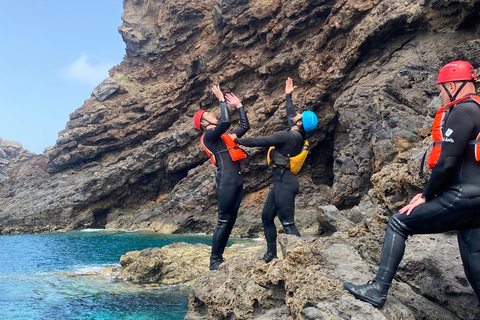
(91, 208), (111, 229)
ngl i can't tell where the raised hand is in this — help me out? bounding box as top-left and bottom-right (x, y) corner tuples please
(285, 77), (297, 95)
(225, 93), (243, 108)
(212, 84), (225, 102)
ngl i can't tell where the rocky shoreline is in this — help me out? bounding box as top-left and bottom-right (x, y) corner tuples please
(95, 199), (477, 319)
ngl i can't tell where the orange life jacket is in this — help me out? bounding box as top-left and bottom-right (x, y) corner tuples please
(200, 134), (247, 166)
(420, 95), (480, 177)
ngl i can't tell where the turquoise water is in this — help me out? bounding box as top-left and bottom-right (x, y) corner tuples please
(0, 230), (243, 320)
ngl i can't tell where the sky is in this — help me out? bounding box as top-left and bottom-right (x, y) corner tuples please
(0, 1), (126, 154)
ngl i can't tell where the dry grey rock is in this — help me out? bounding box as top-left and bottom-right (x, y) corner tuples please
(92, 77), (120, 102)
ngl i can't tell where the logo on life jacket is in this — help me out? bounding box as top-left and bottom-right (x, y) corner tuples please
(420, 95), (480, 177)
(200, 134), (247, 166)
(266, 131), (309, 174)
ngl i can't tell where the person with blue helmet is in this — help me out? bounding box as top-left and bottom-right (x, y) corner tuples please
(233, 77), (318, 262)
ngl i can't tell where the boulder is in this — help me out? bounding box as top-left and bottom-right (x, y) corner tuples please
(92, 77), (120, 102)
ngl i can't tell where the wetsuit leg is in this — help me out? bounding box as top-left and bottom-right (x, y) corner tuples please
(458, 228), (480, 301)
(374, 189), (480, 287)
(374, 219), (408, 286)
(274, 171), (300, 236)
(262, 188), (278, 256)
(217, 184), (243, 256)
(211, 176), (243, 260)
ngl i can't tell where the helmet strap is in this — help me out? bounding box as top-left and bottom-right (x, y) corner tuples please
(442, 81), (468, 102)
(200, 117), (217, 130)
(202, 118), (217, 130)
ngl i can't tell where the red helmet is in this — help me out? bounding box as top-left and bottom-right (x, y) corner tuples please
(437, 60), (477, 84)
(193, 110), (207, 130)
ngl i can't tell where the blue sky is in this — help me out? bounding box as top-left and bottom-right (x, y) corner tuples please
(0, 1), (126, 154)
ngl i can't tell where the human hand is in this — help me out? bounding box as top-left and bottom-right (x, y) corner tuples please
(225, 93), (242, 108)
(399, 193), (425, 215)
(212, 84), (224, 102)
(285, 77), (297, 95)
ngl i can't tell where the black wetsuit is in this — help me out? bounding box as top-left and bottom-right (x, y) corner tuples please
(376, 95), (480, 300)
(201, 101), (249, 263)
(236, 94), (304, 257)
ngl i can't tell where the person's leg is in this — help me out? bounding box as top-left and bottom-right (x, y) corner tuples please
(210, 179), (242, 270)
(217, 184), (243, 256)
(458, 228), (480, 302)
(275, 172), (300, 236)
(345, 190), (480, 308)
(262, 188), (278, 262)
(344, 218), (405, 308)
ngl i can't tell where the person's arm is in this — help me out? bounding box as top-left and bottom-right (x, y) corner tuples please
(207, 85), (231, 141)
(285, 77), (297, 128)
(286, 95), (296, 128)
(422, 108), (473, 199)
(226, 92), (250, 138)
(235, 131), (290, 148)
(400, 106), (474, 215)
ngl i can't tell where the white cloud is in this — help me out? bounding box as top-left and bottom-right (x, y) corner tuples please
(64, 53), (112, 86)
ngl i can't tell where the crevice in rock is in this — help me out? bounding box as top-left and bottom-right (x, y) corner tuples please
(310, 135), (334, 187)
(91, 208), (111, 229)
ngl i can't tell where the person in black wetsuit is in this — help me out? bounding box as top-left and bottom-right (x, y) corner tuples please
(193, 84), (250, 270)
(233, 77), (318, 263)
(344, 60), (480, 308)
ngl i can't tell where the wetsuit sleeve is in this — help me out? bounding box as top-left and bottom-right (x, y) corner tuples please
(286, 94), (296, 129)
(203, 101), (231, 142)
(235, 131), (290, 147)
(422, 107), (474, 200)
(231, 106), (250, 138)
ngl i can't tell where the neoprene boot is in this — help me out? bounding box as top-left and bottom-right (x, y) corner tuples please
(262, 252), (278, 263)
(263, 242), (278, 263)
(209, 256), (225, 270)
(343, 280), (389, 308)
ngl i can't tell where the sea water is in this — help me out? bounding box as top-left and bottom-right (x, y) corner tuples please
(0, 230), (247, 320)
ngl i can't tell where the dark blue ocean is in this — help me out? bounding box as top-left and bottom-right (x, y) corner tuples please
(0, 230), (246, 320)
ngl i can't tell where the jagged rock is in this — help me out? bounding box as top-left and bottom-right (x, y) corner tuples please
(116, 240), (266, 285)
(92, 77), (120, 102)
(1, 0), (479, 238)
(187, 230), (479, 320)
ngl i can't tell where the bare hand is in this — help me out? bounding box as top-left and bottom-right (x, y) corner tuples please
(212, 84), (224, 102)
(225, 93), (242, 108)
(399, 193), (425, 215)
(285, 77), (297, 95)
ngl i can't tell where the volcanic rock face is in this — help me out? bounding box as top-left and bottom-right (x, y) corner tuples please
(2, 0), (479, 235)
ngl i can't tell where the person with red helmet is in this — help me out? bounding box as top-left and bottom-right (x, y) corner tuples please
(194, 84), (250, 270)
(344, 61), (480, 308)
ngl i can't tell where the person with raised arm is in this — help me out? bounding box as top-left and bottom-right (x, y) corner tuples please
(233, 77), (318, 263)
(193, 84), (250, 270)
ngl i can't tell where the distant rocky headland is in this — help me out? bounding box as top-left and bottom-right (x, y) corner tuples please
(1, 0), (480, 318)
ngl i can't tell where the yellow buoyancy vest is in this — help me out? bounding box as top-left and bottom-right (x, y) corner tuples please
(267, 140), (309, 174)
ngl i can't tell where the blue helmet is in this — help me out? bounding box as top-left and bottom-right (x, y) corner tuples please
(301, 111), (318, 132)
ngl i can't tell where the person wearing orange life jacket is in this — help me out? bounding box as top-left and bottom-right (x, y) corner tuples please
(232, 77), (318, 263)
(193, 84), (250, 271)
(344, 61), (480, 308)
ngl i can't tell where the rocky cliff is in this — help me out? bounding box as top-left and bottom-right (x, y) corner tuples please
(2, 0), (480, 236)
(1, 0), (480, 317)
